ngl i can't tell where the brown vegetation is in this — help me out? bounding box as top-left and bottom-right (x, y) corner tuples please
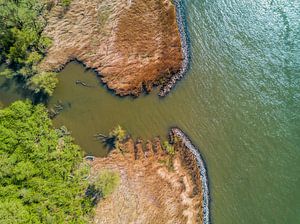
(40, 0), (183, 96)
(89, 134), (203, 224)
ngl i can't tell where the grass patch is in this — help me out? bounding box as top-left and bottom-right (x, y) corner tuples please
(94, 170), (120, 198)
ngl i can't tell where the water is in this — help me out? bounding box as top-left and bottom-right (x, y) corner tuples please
(1, 0), (299, 223)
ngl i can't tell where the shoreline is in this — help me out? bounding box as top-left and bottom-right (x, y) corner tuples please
(40, 0), (183, 97)
(171, 127), (210, 224)
(86, 127), (210, 223)
(89, 128), (206, 223)
(159, 0), (191, 96)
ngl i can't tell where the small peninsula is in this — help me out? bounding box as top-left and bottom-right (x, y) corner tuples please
(0, 101), (209, 223)
(40, 0), (184, 96)
(90, 128), (209, 224)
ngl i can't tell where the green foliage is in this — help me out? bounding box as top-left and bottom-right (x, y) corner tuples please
(0, 101), (93, 223)
(109, 125), (127, 142)
(166, 157), (174, 171)
(94, 170), (120, 198)
(6, 27), (39, 64)
(0, 0), (57, 96)
(19, 66), (34, 78)
(173, 135), (180, 144)
(60, 0), (73, 8)
(162, 141), (175, 171)
(25, 51), (43, 66)
(38, 36), (53, 53)
(0, 0), (47, 63)
(102, 125), (127, 151)
(0, 200), (31, 224)
(27, 72), (58, 95)
(163, 141), (175, 155)
(0, 68), (15, 78)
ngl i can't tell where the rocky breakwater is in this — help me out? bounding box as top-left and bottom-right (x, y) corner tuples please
(171, 128), (210, 224)
(40, 0), (184, 96)
(159, 0), (191, 97)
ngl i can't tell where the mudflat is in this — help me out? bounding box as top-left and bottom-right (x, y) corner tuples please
(40, 0), (183, 96)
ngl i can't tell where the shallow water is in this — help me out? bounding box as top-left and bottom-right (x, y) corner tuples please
(1, 0), (300, 223)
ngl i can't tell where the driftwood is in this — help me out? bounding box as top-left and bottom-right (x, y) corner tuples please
(93, 133), (108, 144)
(75, 80), (95, 88)
(48, 100), (64, 118)
(93, 133), (107, 138)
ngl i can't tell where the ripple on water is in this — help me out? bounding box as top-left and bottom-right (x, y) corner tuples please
(0, 0), (299, 223)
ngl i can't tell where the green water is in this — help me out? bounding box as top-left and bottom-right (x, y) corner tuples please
(1, 0), (300, 223)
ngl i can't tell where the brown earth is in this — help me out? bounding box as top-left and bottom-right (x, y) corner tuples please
(40, 0), (183, 96)
(89, 135), (203, 224)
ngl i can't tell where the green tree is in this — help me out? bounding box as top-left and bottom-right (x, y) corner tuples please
(109, 125), (127, 142)
(27, 71), (58, 95)
(0, 101), (94, 223)
(0, 0), (57, 96)
(6, 27), (39, 64)
(0, 68), (15, 78)
(25, 51), (43, 66)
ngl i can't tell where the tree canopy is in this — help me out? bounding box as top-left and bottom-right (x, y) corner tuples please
(0, 101), (93, 223)
(0, 0), (57, 96)
(0, 0), (50, 64)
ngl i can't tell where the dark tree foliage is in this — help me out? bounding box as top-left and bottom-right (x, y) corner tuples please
(0, 0), (57, 95)
(0, 101), (93, 223)
(0, 0), (50, 64)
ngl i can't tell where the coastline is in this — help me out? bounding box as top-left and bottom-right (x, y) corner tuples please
(40, 0), (183, 97)
(159, 0), (191, 96)
(89, 128), (206, 223)
(171, 127), (210, 224)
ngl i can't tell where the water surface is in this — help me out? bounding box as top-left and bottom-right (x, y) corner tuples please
(1, 0), (300, 223)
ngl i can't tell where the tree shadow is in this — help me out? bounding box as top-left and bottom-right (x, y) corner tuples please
(85, 184), (102, 206)
(0, 76), (49, 104)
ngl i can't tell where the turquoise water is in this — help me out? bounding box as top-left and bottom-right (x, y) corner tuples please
(1, 0), (299, 223)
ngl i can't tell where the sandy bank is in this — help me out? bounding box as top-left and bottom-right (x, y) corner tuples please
(40, 0), (183, 96)
(89, 128), (209, 223)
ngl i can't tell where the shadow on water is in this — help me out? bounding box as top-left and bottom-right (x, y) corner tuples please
(0, 75), (49, 105)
